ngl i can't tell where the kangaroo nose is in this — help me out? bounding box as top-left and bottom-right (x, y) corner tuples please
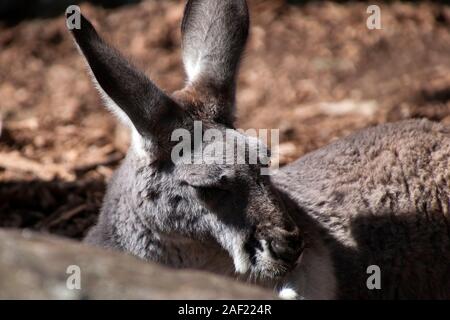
(269, 236), (303, 264)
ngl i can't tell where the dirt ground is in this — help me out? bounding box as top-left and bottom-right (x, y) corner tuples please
(1, 0), (450, 239)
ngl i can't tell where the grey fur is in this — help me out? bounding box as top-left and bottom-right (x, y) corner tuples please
(73, 0), (302, 281)
(276, 119), (450, 299)
(69, 1), (450, 299)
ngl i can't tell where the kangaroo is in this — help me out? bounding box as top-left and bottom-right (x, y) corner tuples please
(68, 0), (450, 299)
(68, 1), (303, 283)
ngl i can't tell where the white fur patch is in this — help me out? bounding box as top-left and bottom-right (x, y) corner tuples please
(232, 240), (251, 274)
(220, 230), (250, 274)
(281, 245), (337, 300)
(131, 128), (147, 158)
(259, 239), (271, 260)
(279, 288), (301, 300)
(184, 52), (203, 83)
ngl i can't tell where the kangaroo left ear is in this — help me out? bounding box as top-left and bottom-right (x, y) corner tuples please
(67, 12), (184, 154)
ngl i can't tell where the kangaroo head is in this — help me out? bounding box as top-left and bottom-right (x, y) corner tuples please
(68, 0), (302, 279)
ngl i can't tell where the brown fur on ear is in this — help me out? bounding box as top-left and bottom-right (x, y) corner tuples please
(180, 0), (249, 127)
(173, 84), (236, 128)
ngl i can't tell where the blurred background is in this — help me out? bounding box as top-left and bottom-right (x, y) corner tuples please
(1, 0), (450, 239)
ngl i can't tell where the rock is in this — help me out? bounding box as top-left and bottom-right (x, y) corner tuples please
(0, 229), (275, 299)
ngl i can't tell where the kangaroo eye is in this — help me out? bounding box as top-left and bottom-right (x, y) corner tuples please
(192, 184), (229, 193)
(183, 175), (232, 191)
(192, 185), (229, 208)
(219, 174), (228, 183)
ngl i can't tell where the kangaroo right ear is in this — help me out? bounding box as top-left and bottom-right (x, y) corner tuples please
(67, 12), (183, 153)
(181, 0), (249, 126)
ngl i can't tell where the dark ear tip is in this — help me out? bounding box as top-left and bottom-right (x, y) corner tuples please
(65, 7), (93, 34)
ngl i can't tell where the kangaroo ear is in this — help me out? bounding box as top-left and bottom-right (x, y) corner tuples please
(181, 0), (249, 125)
(68, 12), (183, 150)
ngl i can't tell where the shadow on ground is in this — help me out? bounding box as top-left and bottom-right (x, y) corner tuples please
(0, 178), (104, 239)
